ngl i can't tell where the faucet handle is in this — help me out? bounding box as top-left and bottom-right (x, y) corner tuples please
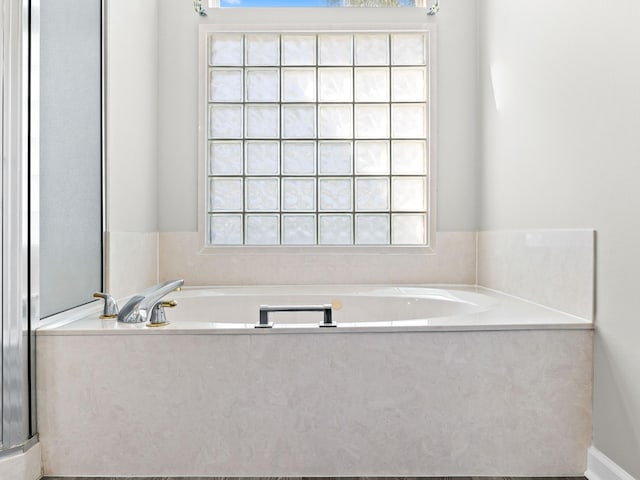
(93, 292), (119, 319)
(148, 301), (176, 327)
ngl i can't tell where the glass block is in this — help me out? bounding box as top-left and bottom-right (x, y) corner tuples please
(392, 177), (427, 211)
(355, 104), (390, 139)
(391, 140), (427, 175)
(282, 35), (316, 66)
(283, 215), (316, 245)
(318, 34), (353, 66)
(282, 178), (316, 212)
(246, 69), (280, 102)
(209, 105), (243, 139)
(209, 34), (243, 66)
(392, 214), (426, 245)
(246, 178), (279, 212)
(282, 142), (316, 175)
(391, 67), (427, 102)
(354, 34), (389, 66)
(282, 105), (316, 138)
(209, 178), (243, 212)
(319, 214), (353, 245)
(245, 141), (280, 175)
(246, 105), (279, 139)
(245, 34), (280, 66)
(391, 33), (426, 66)
(318, 68), (353, 102)
(209, 141), (243, 175)
(391, 104), (427, 139)
(355, 178), (389, 212)
(209, 68), (243, 102)
(355, 141), (389, 175)
(318, 178), (353, 211)
(355, 214), (390, 245)
(318, 105), (353, 139)
(318, 142), (352, 175)
(282, 68), (316, 102)
(209, 214), (243, 245)
(246, 215), (280, 245)
(354, 68), (389, 102)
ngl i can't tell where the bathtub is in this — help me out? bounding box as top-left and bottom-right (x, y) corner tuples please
(36, 284), (592, 477)
(41, 284), (590, 332)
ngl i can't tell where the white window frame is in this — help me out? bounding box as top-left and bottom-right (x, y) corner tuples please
(197, 12), (437, 254)
(207, 0), (430, 8)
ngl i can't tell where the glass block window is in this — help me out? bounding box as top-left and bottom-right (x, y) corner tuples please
(206, 31), (430, 246)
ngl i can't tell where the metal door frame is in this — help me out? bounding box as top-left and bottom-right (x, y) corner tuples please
(1, 0), (36, 454)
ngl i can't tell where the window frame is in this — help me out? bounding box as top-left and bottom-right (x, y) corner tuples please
(210, 1), (430, 8)
(198, 16), (437, 254)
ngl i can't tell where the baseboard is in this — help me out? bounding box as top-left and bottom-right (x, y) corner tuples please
(586, 446), (637, 480)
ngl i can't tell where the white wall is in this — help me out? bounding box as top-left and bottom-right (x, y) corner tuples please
(479, 1), (640, 477)
(435, 0), (479, 231)
(156, 0), (199, 232)
(107, 0), (159, 233)
(156, 1), (480, 232)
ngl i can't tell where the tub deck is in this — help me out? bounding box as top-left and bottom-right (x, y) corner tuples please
(37, 284), (592, 335)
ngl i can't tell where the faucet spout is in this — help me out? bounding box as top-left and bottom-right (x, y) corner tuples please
(117, 279), (184, 323)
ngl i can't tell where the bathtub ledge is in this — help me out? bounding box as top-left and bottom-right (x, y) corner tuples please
(36, 285), (592, 336)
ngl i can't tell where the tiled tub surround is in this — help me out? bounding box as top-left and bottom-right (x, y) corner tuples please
(478, 230), (595, 320)
(37, 286), (592, 477)
(105, 231), (159, 299)
(158, 231), (477, 286)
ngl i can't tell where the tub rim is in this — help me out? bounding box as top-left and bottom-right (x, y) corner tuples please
(36, 283), (593, 336)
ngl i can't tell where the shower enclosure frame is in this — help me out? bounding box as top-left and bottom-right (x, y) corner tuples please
(0, 0), (38, 456)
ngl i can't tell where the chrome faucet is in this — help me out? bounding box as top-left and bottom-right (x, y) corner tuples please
(117, 279), (184, 324)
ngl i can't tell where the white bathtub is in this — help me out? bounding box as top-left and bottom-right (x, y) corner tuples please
(41, 284), (590, 333)
(36, 284), (593, 477)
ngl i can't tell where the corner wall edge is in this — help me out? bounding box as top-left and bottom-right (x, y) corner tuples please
(586, 446), (637, 480)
